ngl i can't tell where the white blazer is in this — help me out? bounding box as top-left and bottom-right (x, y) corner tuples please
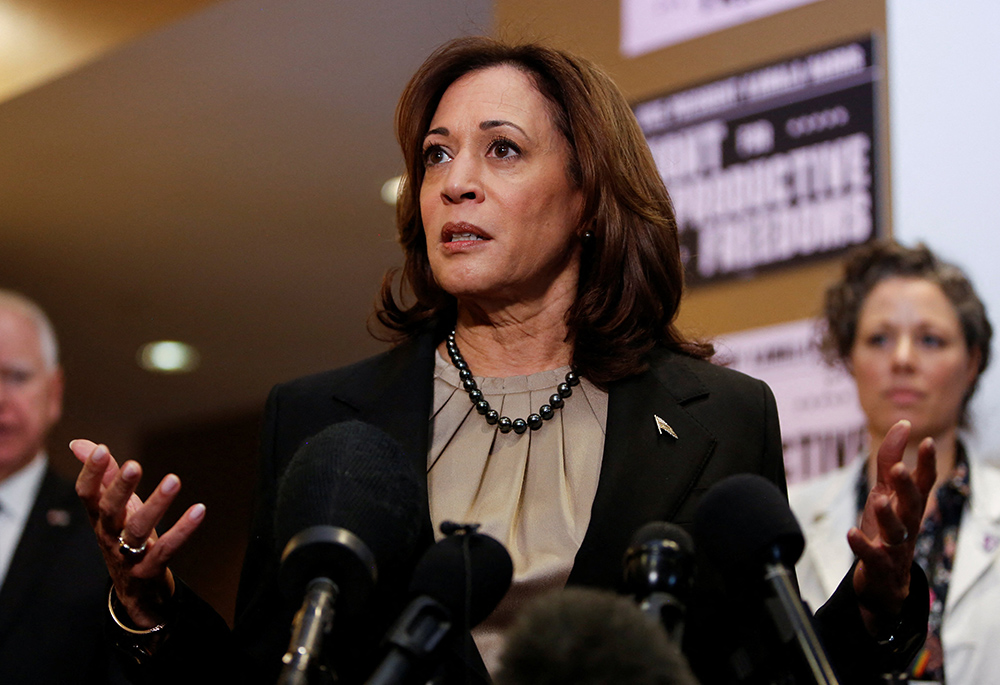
(789, 456), (1000, 684)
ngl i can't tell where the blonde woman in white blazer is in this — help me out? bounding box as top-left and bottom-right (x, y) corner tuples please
(790, 240), (994, 684)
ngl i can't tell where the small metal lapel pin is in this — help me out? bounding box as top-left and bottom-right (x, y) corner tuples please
(654, 415), (678, 439)
(46, 509), (72, 526)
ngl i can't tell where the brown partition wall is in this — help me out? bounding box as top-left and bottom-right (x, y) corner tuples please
(493, 0), (890, 339)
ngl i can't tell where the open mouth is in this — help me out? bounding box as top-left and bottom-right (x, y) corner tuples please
(442, 222), (490, 243)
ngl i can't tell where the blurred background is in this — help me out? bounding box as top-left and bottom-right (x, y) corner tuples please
(2, 0), (996, 622)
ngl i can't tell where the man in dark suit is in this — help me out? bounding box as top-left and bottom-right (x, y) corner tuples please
(0, 290), (113, 684)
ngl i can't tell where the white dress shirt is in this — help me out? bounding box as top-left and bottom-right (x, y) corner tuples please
(0, 453), (47, 590)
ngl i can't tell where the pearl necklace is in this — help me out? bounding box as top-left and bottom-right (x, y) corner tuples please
(445, 330), (580, 435)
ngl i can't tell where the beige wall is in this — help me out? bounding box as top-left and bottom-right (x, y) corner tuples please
(0, 0), (221, 102)
(493, 0), (889, 338)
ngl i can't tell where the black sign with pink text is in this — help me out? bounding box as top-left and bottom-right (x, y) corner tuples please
(634, 38), (879, 285)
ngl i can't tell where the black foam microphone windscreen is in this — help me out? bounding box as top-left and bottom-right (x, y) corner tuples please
(693, 473), (804, 571)
(364, 531), (513, 685)
(274, 420), (424, 609)
(409, 531), (513, 627)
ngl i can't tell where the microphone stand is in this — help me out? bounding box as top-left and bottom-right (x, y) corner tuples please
(763, 560), (839, 685)
(278, 577), (339, 685)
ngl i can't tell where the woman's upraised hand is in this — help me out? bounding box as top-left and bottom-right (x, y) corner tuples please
(849, 420), (936, 631)
(71, 438), (206, 629)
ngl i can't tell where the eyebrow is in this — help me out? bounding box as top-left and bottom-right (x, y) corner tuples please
(423, 119), (529, 140)
(480, 119), (527, 136)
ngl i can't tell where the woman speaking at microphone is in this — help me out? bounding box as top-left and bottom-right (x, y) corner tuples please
(74, 38), (933, 684)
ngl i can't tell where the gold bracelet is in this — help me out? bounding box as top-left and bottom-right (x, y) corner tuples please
(107, 586), (167, 635)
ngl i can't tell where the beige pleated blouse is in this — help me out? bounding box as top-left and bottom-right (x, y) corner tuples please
(428, 350), (609, 674)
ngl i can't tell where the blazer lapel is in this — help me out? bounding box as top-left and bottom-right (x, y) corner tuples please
(328, 332), (437, 481)
(946, 463), (1000, 615)
(569, 351), (716, 588)
(0, 470), (80, 639)
(801, 463), (860, 600)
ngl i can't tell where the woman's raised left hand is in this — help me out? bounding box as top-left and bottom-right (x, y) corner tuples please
(848, 419), (936, 633)
(71, 438), (205, 629)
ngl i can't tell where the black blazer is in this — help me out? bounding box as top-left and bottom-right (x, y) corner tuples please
(0, 467), (120, 685)
(148, 330), (925, 683)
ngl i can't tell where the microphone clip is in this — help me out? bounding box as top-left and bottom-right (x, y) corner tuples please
(439, 521), (481, 537)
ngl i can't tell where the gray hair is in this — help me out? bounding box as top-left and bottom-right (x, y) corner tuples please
(0, 289), (60, 370)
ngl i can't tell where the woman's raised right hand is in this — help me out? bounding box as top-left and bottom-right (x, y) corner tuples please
(72, 439), (206, 629)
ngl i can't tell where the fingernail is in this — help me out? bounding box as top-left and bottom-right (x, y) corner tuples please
(161, 475), (180, 495)
(887, 420), (911, 445)
(189, 504), (206, 522)
(92, 446), (109, 464)
(122, 462), (139, 479)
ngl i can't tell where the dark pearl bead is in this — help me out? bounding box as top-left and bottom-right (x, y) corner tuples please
(444, 330), (579, 437)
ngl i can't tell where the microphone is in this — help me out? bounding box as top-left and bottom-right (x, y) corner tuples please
(274, 420), (424, 685)
(366, 527), (513, 685)
(622, 521), (695, 642)
(694, 473), (839, 685)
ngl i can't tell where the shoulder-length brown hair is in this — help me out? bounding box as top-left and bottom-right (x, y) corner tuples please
(374, 36), (711, 387)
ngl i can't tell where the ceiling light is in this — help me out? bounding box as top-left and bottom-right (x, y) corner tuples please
(137, 341), (200, 374)
(380, 175), (403, 205)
